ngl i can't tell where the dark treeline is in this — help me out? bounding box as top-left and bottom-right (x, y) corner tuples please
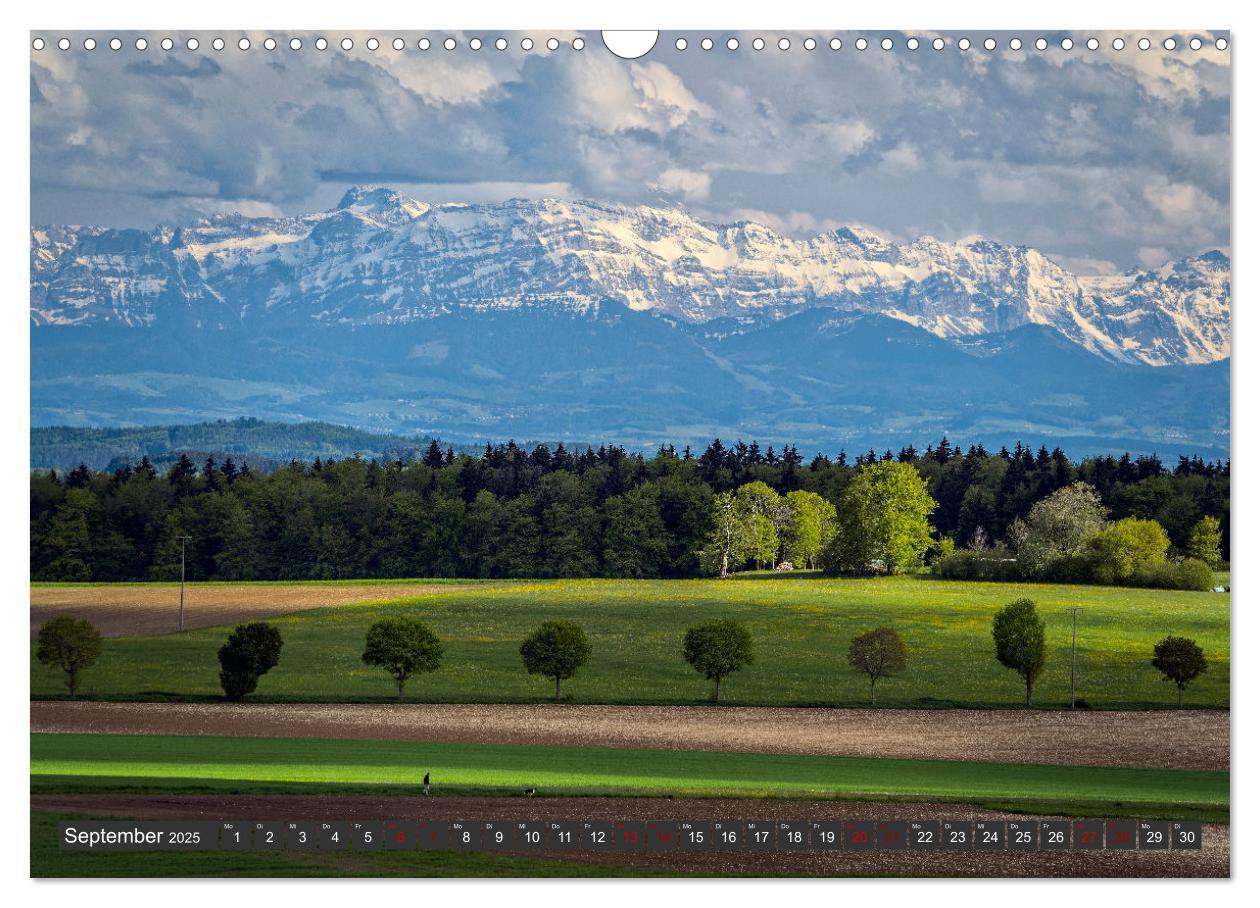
(30, 417), (485, 472)
(30, 437), (1229, 582)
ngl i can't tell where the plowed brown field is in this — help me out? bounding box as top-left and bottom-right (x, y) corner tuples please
(30, 701), (1229, 770)
(31, 793), (1228, 877)
(30, 583), (464, 637)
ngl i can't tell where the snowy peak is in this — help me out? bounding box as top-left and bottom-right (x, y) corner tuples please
(29, 194), (1230, 365)
(1081, 252), (1231, 366)
(334, 185), (430, 225)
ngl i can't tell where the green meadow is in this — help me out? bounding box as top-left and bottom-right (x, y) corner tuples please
(31, 575), (1229, 708)
(31, 733), (1228, 821)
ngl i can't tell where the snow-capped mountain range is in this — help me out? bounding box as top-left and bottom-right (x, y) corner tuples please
(31, 186), (1230, 367)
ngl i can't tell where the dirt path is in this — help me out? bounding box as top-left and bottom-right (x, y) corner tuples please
(32, 793), (1227, 877)
(30, 583), (464, 637)
(31, 701), (1229, 770)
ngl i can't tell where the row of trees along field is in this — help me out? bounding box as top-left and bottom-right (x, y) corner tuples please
(36, 603), (1210, 707)
(30, 437), (1228, 583)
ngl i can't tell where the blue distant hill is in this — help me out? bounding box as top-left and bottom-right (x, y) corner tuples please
(30, 305), (1229, 461)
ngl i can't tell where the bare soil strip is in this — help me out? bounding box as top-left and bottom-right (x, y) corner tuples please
(31, 701), (1228, 770)
(30, 583), (460, 638)
(31, 794), (1228, 878)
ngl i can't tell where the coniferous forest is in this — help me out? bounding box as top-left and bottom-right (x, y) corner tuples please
(30, 437), (1228, 583)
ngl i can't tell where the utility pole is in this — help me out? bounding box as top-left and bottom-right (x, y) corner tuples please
(177, 536), (193, 632)
(1068, 607), (1084, 709)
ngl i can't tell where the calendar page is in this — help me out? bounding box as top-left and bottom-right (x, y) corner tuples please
(28, 28), (1230, 881)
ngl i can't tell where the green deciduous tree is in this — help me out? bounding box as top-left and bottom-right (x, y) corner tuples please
(601, 486), (669, 578)
(1151, 635), (1208, 707)
(992, 598), (1046, 707)
(26, 440), (1230, 585)
(36, 615), (103, 698)
(217, 622), (283, 701)
(1085, 517), (1170, 585)
(520, 619), (593, 701)
(735, 482), (787, 569)
(362, 617), (444, 700)
(1016, 482), (1107, 578)
(783, 490), (838, 569)
(819, 461), (937, 574)
(1186, 516), (1223, 568)
(682, 619), (753, 701)
(536, 472), (601, 578)
(698, 492), (755, 577)
(651, 474), (714, 578)
(847, 626), (908, 706)
(467, 493), (542, 578)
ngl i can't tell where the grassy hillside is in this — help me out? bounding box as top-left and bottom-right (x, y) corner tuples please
(30, 575), (1229, 708)
(31, 733), (1228, 820)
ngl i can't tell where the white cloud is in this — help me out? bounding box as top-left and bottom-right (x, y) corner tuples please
(28, 29), (1231, 271)
(1143, 179), (1218, 221)
(654, 168), (711, 202)
(725, 207), (848, 238)
(821, 120), (876, 156)
(306, 181), (577, 211)
(1137, 246), (1173, 269)
(565, 55), (711, 137)
(976, 169), (1062, 205)
(880, 143), (922, 175)
(1034, 31), (1228, 102)
(629, 61), (713, 126)
(1049, 255), (1121, 276)
(389, 59), (506, 107)
(189, 197), (288, 219)
(1103, 39), (1228, 103)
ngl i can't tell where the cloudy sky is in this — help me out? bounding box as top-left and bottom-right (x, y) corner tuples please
(30, 30), (1230, 273)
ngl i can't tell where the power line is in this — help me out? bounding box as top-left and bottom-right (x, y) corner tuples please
(177, 536), (193, 632)
(1067, 607), (1085, 709)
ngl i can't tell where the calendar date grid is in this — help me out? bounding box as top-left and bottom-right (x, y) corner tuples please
(60, 818), (1203, 852)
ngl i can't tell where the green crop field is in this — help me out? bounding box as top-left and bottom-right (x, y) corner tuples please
(30, 578), (488, 589)
(31, 733), (1229, 821)
(30, 575), (1230, 708)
